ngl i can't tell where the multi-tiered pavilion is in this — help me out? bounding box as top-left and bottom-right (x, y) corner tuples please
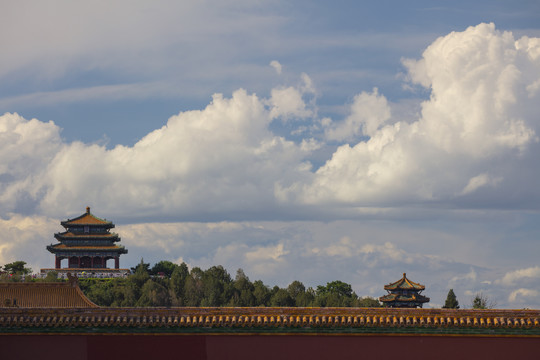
(379, 273), (430, 308)
(43, 207), (128, 276)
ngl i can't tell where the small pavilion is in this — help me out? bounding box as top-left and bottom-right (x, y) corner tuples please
(44, 207), (128, 276)
(379, 273), (430, 308)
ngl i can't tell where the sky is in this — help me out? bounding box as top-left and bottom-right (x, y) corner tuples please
(1, 0), (540, 308)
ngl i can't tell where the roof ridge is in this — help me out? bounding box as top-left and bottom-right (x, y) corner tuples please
(61, 207), (113, 226)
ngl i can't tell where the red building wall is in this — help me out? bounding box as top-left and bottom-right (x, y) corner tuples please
(1, 334), (539, 360)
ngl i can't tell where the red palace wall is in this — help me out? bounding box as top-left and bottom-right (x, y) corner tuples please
(1, 334), (539, 360)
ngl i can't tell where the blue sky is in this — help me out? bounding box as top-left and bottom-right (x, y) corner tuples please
(1, 1), (540, 308)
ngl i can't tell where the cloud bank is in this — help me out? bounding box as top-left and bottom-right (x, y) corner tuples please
(2, 24), (540, 219)
(294, 23), (540, 206)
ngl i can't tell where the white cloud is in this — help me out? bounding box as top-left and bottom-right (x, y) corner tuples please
(289, 23), (540, 206)
(497, 266), (540, 286)
(268, 73), (316, 121)
(449, 268), (478, 286)
(0, 89), (312, 219)
(0, 214), (58, 272)
(0, 82), (175, 108)
(270, 60), (282, 75)
(325, 88), (391, 141)
(459, 173), (501, 195)
(269, 86), (312, 120)
(2, 23), (540, 219)
(508, 288), (540, 303)
(0, 2), (284, 80)
(245, 243), (288, 262)
(0, 113), (62, 213)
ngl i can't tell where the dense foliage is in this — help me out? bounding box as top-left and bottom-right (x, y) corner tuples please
(74, 260), (382, 307)
(2, 261), (32, 275)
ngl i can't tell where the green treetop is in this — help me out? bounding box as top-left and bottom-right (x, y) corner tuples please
(2, 261), (32, 275)
(442, 289), (460, 309)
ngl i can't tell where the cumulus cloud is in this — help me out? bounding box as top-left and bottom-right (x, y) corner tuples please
(3, 23), (540, 219)
(289, 23), (540, 206)
(0, 214), (58, 271)
(325, 88), (391, 141)
(0, 88), (314, 220)
(0, 113), (62, 213)
(268, 73), (316, 121)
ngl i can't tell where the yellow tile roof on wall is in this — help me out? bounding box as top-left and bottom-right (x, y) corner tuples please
(1, 307), (539, 334)
(0, 281), (97, 308)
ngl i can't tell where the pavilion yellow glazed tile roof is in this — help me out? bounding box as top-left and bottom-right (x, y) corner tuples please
(379, 293), (429, 303)
(384, 273), (425, 291)
(61, 207), (112, 226)
(57, 232), (117, 238)
(50, 244), (123, 250)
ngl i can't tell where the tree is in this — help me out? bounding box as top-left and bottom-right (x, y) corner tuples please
(287, 281), (306, 303)
(442, 289), (460, 309)
(130, 258), (150, 274)
(471, 292), (495, 309)
(137, 279), (170, 307)
(169, 263), (189, 305)
(317, 280), (353, 298)
(295, 287), (315, 307)
(201, 266), (232, 306)
(228, 269), (255, 306)
(354, 297), (382, 307)
(115, 278), (138, 306)
(270, 288), (294, 306)
(3, 261), (32, 275)
(183, 267), (204, 306)
(43, 271), (59, 282)
(127, 259), (151, 301)
(253, 280), (271, 306)
(315, 280), (357, 307)
(150, 260), (178, 277)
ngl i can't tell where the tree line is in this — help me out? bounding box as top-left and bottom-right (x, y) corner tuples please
(1, 260), (493, 308)
(75, 260), (382, 307)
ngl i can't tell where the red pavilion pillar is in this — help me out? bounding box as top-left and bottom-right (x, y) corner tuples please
(77, 257), (81, 268)
(101, 256), (106, 269)
(91, 257), (94, 268)
(55, 256), (61, 269)
(115, 257), (119, 269)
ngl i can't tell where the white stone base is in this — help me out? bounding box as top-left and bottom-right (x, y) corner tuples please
(40, 268), (131, 278)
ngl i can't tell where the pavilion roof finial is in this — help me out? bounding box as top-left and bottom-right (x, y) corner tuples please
(86, 206), (90, 214)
